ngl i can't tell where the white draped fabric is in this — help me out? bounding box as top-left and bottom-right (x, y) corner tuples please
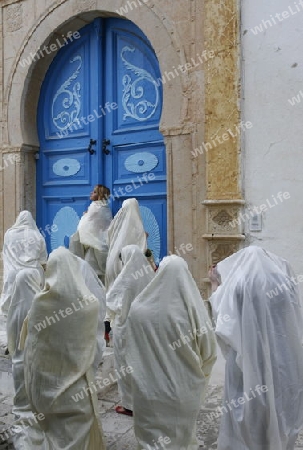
(126, 255), (217, 450)
(105, 198), (147, 292)
(210, 246), (303, 450)
(1, 211), (47, 449)
(70, 201), (112, 284)
(7, 268), (47, 450)
(77, 201), (112, 252)
(78, 257), (106, 372)
(24, 247), (105, 450)
(106, 245), (155, 409)
(1, 211), (47, 315)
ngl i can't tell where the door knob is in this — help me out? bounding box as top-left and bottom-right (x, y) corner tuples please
(102, 139), (110, 155)
(88, 139), (97, 155)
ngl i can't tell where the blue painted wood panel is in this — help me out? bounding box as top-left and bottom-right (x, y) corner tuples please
(37, 18), (167, 260)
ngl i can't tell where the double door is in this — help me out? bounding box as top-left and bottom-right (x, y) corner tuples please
(37, 18), (166, 263)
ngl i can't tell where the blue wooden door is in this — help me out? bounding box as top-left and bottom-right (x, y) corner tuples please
(37, 18), (166, 263)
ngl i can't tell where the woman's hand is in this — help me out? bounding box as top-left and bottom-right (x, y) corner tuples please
(208, 264), (222, 292)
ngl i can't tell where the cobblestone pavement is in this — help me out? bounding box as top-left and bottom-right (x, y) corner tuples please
(1, 353), (303, 450)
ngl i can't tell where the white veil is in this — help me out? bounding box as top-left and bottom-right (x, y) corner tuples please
(105, 198), (146, 292)
(210, 246), (303, 450)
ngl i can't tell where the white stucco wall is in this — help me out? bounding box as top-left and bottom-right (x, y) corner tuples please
(242, 0), (303, 284)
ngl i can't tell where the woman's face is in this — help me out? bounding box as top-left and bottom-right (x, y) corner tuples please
(90, 187), (99, 201)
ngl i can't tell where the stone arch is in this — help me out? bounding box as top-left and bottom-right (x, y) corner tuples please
(6, 0), (190, 148)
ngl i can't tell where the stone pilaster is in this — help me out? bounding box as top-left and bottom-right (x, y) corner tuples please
(203, 0), (244, 288)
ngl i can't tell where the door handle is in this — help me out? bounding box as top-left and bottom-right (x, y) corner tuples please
(88, 139), (97, 155)
(102, 139), (110, 155)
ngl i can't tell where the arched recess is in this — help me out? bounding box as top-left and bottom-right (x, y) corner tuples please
(5, 0), (194, 269)
(7, 0), (189, 149)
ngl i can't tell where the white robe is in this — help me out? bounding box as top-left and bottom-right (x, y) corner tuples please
(1, 212), (47, 449)
(126, 255), (217, 450)
(77, 200), (112, 252)
(24, 247), (105, 450)
(7, 268), (47, 450)
(78, 257), (106, 372)
(210, 246), (303, 450)
(70, 201), (112, 284)
(105, 198), (147, 293)
(106, 245), (155, 409)
(1, 211), (47, 315)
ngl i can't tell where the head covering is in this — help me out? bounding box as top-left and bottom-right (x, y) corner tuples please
(105, 198), (147, 292)
(210, 245), (303, 450)
(0, 211), (47, 315)
(77, 200), (112, 251)
(11, 210), (41, 230)
(126, 255), (217, 449)
(24, 247), (105, 450)
(106, 245), (155, 410)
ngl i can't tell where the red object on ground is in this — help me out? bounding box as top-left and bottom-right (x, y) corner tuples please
(115, 405), (133, 416)
(104, 332), (110, 346)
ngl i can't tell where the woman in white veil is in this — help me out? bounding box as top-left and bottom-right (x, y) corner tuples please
(1, 211), (47, 315)
(105, 198), (147, 292)
(24, 247), (105, 450)
(106, 244), (155, 415)
(69, 184), (112, 285)
(0, 211), (47, 448)
(209, 245), (303, 450)
(126, 255), (217, 449)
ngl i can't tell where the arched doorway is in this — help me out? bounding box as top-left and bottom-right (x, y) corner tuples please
(37, 17), (166, 263)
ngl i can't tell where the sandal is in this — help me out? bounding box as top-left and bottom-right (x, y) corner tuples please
(115, 405), (133, 416)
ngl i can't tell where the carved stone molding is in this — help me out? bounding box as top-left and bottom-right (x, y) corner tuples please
(74, 0), (97, 13)
(208, 241), (239, 265)
(210, 207), (238, 233)
(202, 200), (245, 292)
(202, 199), (245, 235)
(5, 3), (23, 32)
